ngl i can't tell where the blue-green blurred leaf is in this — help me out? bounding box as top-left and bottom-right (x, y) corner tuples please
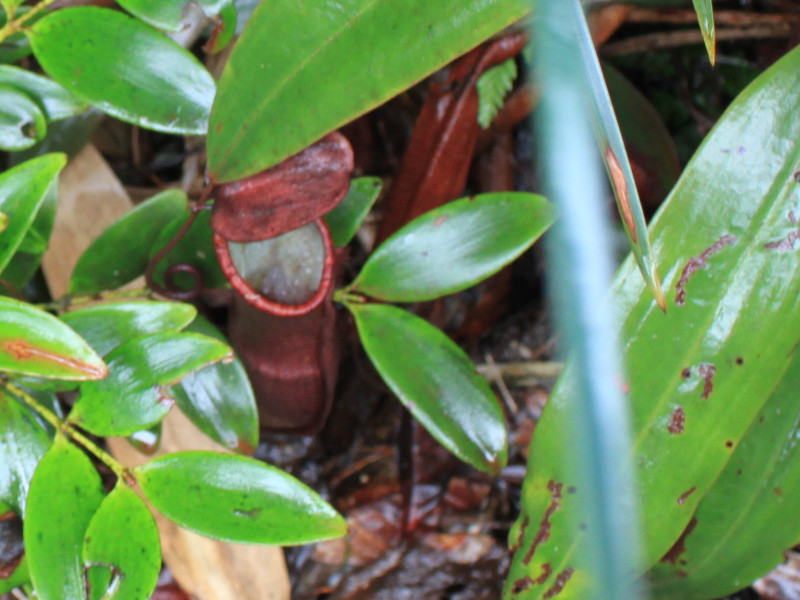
(0, 85), (46, 151)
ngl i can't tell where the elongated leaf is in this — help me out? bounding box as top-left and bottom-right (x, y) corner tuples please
(0, 85), (46, 151)
(170, 316), (258, 454)
(136, 451), (346, 544)
(207, 0), (532, 182)
(25, 435), (105, 600)
(574, 6), (665, 309)
(0, 153), (64, 274)
(506, 42), (800, 599)
(0, 389), (51, 515)
(70, 332), (232, 436)
(0, 296), (107, 380)
(28, 7), (216, 135)
(349, 303), (507, 474)
(60, 301), (197, 357)
(603, 62), (680, 205)
(648, 350), (800, 599)
(83, 483), (161, 600)
(69, 189), (188, 295)
(323, 177), (383, 248)
(117, 0), (230, 32)
(351, 193), (554, 302)
(0, 65), (88, 121)
(692, 0), (715, 65)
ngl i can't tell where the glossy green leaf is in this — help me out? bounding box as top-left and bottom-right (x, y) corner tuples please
(83, 483), (161, 600)
(476, 58), (517, 129)
(25, 435), (105, 600)
(0, 554), (28, 594)
(69, 189), (188, 295)
(60, 301), (197, 357)
(0, 182), (57, 292)
(506, 42), (800, 599)
(207, 0), (532, 182)
(149, 208), (228, 290)
(28, 7), (216, 135)
(349, 303), (507, 474)
(0, 388), (50, 515)
(0, 65), (88, 121)
(136, 451), (346, 544)
(323, 177), (383, 248)
(0, 296), (107, 380)
(0, 85), (46, 151)
(170, 316), (258, 454)
(692, 0), (716, 65)
(574, 6), (665, 309)
(0, 153), (65, 274)
(648, 350), (800, 599)
(117, 0), (231, 32)
(70, 332), (232, 436)
(351, 193), (554, 302)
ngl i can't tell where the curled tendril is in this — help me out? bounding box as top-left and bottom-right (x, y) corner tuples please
(145, 195), (211, 301)
(163, 263), (205, 301)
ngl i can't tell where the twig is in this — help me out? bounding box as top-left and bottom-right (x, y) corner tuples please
(484, 352), (518, 416)
(476, 360), (564, 387)
(626, 7), (800, 27)
(602, 24), (795, 57)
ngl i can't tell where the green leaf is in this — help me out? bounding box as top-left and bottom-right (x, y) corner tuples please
(117, 0), (231, 32)
(149, 208), (228, 290)
(0, 388), (51, 515)
(0, 8), (31, 64)
(60, 301), (197, 357)
(349, 303), (507, 474)
(70, 332), (233, 436)
(648, 349), (800, 599)
(0, 153), (65, 274)
(0, 296), (107, 380)
(170, 316), (258, 454)
(351, 193), (554, 302)
(506, 42), (800, 599)
(692, 0), (715, 65)
(204, 2), (237, 54)
(0, 211), (7, 232)
(603, 62), (680, 206)
(135, 451), (346, 544)
(28, 7), (216, 135)
(323, 177), (382, 248)
(574, 6), (665, 309)
(25, 435), (105, 600)
(0, 65), (88, 121)
(83, 483), (161, 600)
(206, 0), (532, 182)
(476, 58), (517, 129)
(0, 85), (46, 151)
(0, 554), (28, 594)
(69, 189), (188, 295)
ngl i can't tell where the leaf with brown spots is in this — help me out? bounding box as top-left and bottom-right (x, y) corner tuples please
(0, 296), (106, 380)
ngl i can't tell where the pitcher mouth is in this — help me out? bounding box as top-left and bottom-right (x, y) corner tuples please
(214, 218), (335, 317)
